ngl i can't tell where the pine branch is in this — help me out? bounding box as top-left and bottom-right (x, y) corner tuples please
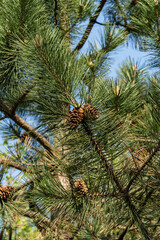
(0, 156), (58, 179)
(11, 114), (58, 158)
(54, 0), (58, 26)
(11, 89), (31, 114)
(125, 141), (160, 191)
(0, 116), (6, 121)
(19, 0), (26, 40)
(8, 224), (12, 240)
(114, 0), (127, 26)
(14, 180), (32, 193)
(154, 0), (159, 37)
(0, 97), (58, 159)
(117, 189), (154, 240)
(35, 43), (77, 107)
(23, 209), (52, 232)
(74, 0), (107, 52)
(91, 20), (106, 26)
(82, 121), (125, 193)
(123, 195), (151, 240)
(0, 227), (4, 240)
(82, 121), (151, 239)
(0, 157), (27, 172)
(118, 224), (130, 240)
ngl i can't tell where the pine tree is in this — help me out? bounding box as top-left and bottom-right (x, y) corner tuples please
(0, 0), (160, 239)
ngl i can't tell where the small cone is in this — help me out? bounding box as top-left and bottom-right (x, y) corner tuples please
(74, 180), (88, 195)
(67, 107), (84, 128)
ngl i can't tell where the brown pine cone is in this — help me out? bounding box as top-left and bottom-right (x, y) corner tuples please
(0, 185), (14, 202)
(83, 104), (99, 120)
(67, 107), (84, 128)
(74, 180), (88, 195)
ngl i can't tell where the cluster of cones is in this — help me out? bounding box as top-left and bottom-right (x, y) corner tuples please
(0, 185), (14, 202)
(67, 104), (100, 128)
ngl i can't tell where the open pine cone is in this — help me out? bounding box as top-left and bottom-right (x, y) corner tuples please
(0, 185), (14, 202)
(83, 104), (100, 120)
(67, 107), (84, 128)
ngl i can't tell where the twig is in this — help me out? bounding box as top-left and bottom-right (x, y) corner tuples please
(117, 224), (130, 240)
(114, 0), (127, 27)
(125, 141), (160, 192)
(19, 0), (25, 40)
(91, 20), (106, 26)
(0, 97), (58, 159)
(35, 43), (77, 107)
(54, 0), (58, 26)
(14, 180), (33, 193)
(154, 0), (159, 37)
(0, 227), (4, 240)
(11, 89), (31, 114)
(74, 0), (107, 51)
(117, 189), (154, 240)
(82, 121), (151, 239)
(82, 121), (125, 193)
(0, 157), (28, 172)
(9, 224), (12, 240)
(23, 209), (52, 231)
(0, 116), (6, 121)
(127, 147), (139, 169)
(115, 21), (126, 28)
(11, 114), (58, 157)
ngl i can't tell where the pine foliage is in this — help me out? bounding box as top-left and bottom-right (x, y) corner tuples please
(0, 0), (160, 239)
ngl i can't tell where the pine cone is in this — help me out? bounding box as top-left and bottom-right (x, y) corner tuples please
(0, 186), (3, 201)
(0, 185), (14, 202)
(74, 180), (88, 195)
(83, 104), (99, 120)
(67, 107), (84, 128)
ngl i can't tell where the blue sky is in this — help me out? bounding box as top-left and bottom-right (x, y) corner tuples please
(108, 45), (149, 78)
(76, 9), (154, 79)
